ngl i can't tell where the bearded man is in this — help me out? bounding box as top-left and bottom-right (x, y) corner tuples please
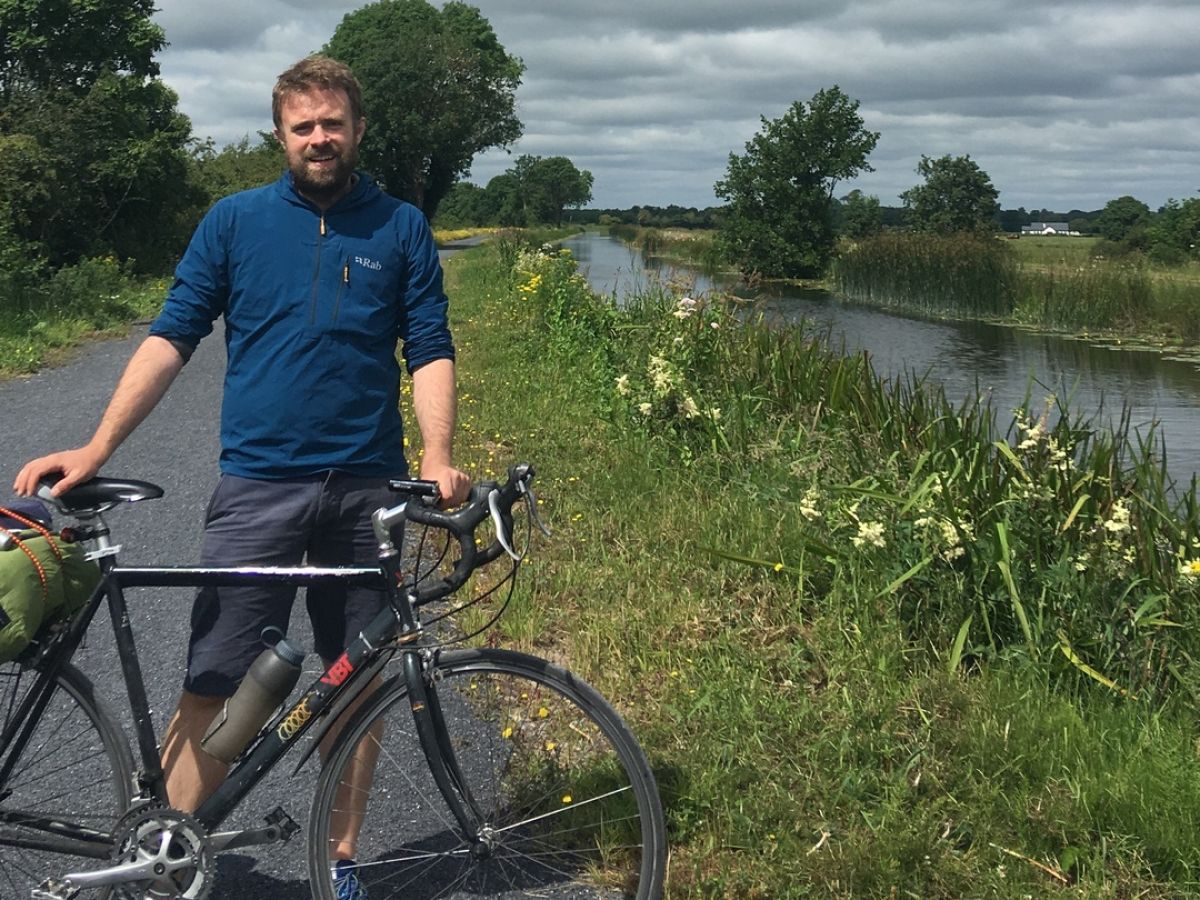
(15, 55), (468, 900)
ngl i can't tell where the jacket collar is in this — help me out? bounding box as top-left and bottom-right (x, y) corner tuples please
(275, 170), (379, 214)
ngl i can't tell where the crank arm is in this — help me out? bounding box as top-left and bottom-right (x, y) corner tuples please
(209, 806), (299, 851)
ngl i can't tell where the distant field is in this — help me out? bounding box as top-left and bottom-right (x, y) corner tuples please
(1009, 234), (1200, 285)
(1008, 234), (1101, 266)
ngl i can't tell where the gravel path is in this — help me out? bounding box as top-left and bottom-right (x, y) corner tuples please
(0, 241), (482, 898)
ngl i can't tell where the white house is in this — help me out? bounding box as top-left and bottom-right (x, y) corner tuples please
(1020, 221), (1080, 236)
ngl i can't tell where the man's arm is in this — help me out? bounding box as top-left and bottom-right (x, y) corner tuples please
(13, 336), (186, 496)
(410, 357), (470, 507)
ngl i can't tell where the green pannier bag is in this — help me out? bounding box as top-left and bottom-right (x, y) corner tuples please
(0, 514), (102, 663)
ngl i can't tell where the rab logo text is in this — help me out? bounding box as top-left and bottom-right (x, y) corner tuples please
(277, 697), (313, 741)
(354, 256), (382, 271)
(321, 653), (354, 687)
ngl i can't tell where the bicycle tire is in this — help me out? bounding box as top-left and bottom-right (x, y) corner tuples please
(308, 648), (666, 899)
(0, 660), (134, 898)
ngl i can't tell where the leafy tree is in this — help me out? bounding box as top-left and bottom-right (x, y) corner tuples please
(714, 86), (879, 278)
(1094, 195), (1151, 242)
(0, 0), (197, 272)
(192, 134), (285, 203)
(480, 173), (524, 226)
(838, 189), (883, 239)
(434, 182), (490, 227)
(997, 207), (1030, 233)
(0, 0), (163, 95)
(900, 154), (1000, 234)
(513, 155), (593, 226)
(1145, 198), (1200, 265)
(325, 0), (524, 218)
(0, 71), (196, 271)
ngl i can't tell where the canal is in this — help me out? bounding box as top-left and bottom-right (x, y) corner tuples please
(562, 231), (1200, 484)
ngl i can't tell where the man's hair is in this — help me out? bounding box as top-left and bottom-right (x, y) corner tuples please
(272, 55), (364, 127)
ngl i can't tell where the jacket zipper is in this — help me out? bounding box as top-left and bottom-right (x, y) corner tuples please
(332, 256), (350, 325)
(308, 214), (326, 326)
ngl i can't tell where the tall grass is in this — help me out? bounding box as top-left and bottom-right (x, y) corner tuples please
(443, 239), (1200, 895)
(0, 257), (165, 375)
(835, 232), (1016, 317)
(836, 232), (1200, 340)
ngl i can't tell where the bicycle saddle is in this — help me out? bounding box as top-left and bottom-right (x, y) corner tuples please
(37, 476), (165, 516)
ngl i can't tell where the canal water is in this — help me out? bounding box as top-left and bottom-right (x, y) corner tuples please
(561, 231), (1200, 484)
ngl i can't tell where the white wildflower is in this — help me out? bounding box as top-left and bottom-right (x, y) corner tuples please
(852, 521), (886, 549)
(1102, 499), (1132, 535)
(799, 488), (820, 521)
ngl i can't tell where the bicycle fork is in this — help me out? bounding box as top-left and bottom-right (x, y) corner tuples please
(402, 650), (493, 854)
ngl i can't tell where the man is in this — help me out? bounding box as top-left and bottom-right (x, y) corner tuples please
(14, 55), (469, 899)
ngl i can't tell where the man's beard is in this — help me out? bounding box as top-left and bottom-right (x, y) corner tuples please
(290, 144), (358, 204)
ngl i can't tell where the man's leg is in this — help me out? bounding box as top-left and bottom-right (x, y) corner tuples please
(162, 474), (320, 810)
(320, 672), (383, 861)
(307, 475), (397, 862)
(161, 691), (230, 812)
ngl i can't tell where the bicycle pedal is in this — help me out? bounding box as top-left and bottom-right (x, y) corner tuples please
(32, 879), (77, 900)
(266, 806), (300, 842)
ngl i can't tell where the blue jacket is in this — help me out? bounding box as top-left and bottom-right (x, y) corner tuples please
(150, 171), (453, 479)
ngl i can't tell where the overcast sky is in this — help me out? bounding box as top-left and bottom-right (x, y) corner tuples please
(152, 0), (1200, 212)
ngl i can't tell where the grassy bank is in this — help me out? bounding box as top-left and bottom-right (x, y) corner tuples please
(0, 257), (166, 377)
(440, 239), (1200, 897)
(835, 233), (1200, 344)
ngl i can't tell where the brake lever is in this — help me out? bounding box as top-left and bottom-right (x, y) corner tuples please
(520, 481), (552, 537)
(488, 488), (522, 561)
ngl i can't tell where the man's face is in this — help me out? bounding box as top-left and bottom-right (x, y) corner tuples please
(274, 87), (366, 206)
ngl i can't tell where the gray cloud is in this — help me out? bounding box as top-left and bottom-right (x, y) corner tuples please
(152, 0), (1200, 210)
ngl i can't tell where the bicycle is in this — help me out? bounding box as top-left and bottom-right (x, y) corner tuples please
(0, 463), (667, 899)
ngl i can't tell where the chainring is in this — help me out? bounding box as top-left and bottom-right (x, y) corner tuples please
(109, 805), (213, 900)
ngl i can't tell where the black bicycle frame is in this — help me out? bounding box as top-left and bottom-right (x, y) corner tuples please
(2, 543), (491, 862)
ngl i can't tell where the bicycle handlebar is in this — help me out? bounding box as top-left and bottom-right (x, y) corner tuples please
(392, 462), (536, 605)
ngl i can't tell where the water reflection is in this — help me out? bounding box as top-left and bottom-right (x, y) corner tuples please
(563, 231), (1200, 483)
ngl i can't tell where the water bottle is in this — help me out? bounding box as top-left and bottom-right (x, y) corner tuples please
(201, 632), (305, 763)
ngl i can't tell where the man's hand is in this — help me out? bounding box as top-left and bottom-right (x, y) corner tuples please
(419, 460), (471, 508)
(13, 446), (106, 497)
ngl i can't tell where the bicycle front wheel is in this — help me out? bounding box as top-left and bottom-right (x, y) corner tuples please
(0, 660), (133, 897)
(308, 648), (666, 899)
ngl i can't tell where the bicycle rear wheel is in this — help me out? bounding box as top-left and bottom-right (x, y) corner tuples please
(0, 660), (133, 898)
(308, 648), (666, 899)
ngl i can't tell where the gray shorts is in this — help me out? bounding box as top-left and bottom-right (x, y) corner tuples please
(185, 472), (396, 697)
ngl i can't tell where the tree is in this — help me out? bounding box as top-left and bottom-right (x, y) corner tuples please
(0, 0), (196, 272)
(325, 0), (524, 218)
(714, 86), (879, 278)
(514, 155), (593, 226)
(1145, 198), (1200, 265)
(900, 154), (1000, 234)
(1094, 195), (1151, 243)
(997, 207), (1030, 233)
(192, 134), (285, 203)
(838, 189), (883, 239)
(434, 181), (489, 227)
(480, 173), (524, 226)
(0, 0), (163, 96)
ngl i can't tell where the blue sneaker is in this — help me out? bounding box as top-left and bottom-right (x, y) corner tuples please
(332, 859), (367, 900)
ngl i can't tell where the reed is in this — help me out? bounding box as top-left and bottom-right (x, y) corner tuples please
(836, 232), (1200, 341)
(835, 232), (1016, 317)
